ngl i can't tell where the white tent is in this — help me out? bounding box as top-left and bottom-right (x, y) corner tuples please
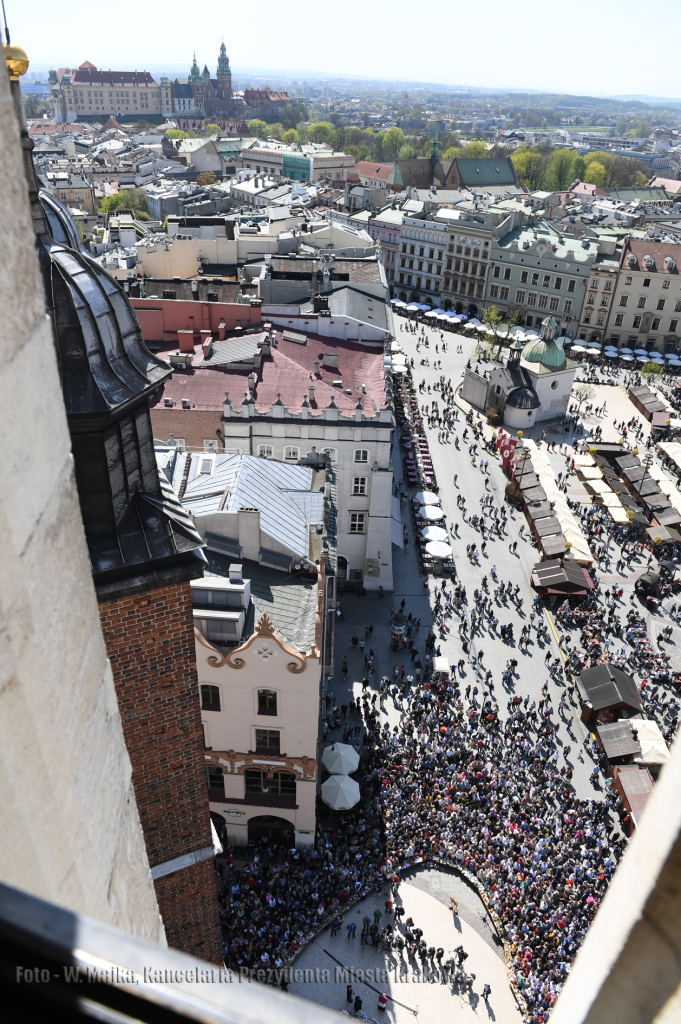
(632, 719), (671, 768)
(420, 525), (449, 541)
(418, 506), (444, 520)
(321, 774), (360, 810)
(414, 490), (440, 505)
(321, 743), (360, 775)
(426, 540), (453, 558)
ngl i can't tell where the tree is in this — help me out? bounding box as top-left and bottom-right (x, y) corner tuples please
(165, 129), (189, 139)
(398, 143), (415, 160)
(546, 149), (577, 191)
(205, 123), (222, 135)
(572, 383), (596, 415)
(442, 145), (461, 159)
(572, 156), (586, 181)
(248, 119), (268, 138)
(23, 93), (50, 118)
(483, 305), (521, 357)
(99, 188), (148, 216)
(308, 121), (336, 146)
(634, 170), (648, 187)
(383, 126), (403, 159)
(133, 119), (153, 133)
(197, 171), (217, 186)
(282, 128), (299, 145)
(267, 122), (284, 141)
(641, 362), (664, 383)
(461, 141), (487, 158)
(584, 161), (606, 188)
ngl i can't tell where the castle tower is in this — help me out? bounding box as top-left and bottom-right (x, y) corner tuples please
(188, 52), (202, 83)
(216, 39), (232, 102)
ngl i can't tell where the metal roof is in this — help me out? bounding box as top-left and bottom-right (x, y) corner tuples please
(598, 721), (642, 759)
(578, 664), (643, 713)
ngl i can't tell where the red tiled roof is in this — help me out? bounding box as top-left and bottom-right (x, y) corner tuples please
(571, 180), (609, 197)
(621, 239), (681, 273)
(149, 330), (385, 415)
(356, 161), (394, 182)
(649, 177), (681, 194)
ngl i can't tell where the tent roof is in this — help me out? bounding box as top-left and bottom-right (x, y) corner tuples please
(578, 664), (643, 713)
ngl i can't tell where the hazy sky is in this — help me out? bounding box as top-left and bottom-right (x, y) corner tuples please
(9, 0), (681, 99)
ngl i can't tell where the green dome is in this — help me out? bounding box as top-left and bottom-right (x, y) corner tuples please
(522, 337), (567, 371)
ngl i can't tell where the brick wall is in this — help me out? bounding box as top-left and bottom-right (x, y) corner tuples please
(98, 582), (222, 964)
(151, 407), (223, 451)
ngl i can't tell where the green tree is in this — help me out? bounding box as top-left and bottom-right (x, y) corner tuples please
(204, 123), (222, 135)
(546, 149), (577, 191)
(197, 171), (217, 186)
(267, 122), (284, 141)
(99, 188), (148, 216)
(442, 146), (462, 159)
(461, 141), (488, 158)
(282, 128), (299, 145)
(280, 99), (308, 129)
(634, 170), (648, 187)
(483, 305), (521, 357)
(641, 362), (664, 383)
(584, 161), (607, 188)
(133, 119), (153, 132)
(572, 156), (586, 181)
(165, 129), (189, 139)
(248, 119), (268, 138)
(572, 383), (596, 415)
(308, 121), (336, 146)
(398, 143), (415, 160)
(383, 126), (403, 159)
(23, 93), (50, 118)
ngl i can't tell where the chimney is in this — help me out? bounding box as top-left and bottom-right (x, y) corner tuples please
(222, 392), (232, 419)
(314, 359), (320, 375)
(309, 384), (315, 404)
(218, 321), (226, 341)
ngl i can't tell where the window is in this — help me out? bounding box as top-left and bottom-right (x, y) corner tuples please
(543, 275), (551, 288)
(554, 277), (563, 290)
(652, 318), (661, 331)
(532, 273), (539, 286)
(500, 287), (509, 301)
(493, 266), (500, 279)
(350, 513), (365, 533)
(549, 296), (559, 312)
(633, 315), (642, 329)
(527, 292), (537, 307)
(520, 271), (528, 284)
(353, 477), (367, 495)
(515, 289), (526, 305)
(637, 297), (647, 308)
(620, 295), (629, 307)
(489, 285), (499, 298)
(676, 301), (681, 313)
(456, 245), (462, 254)
(589, 279), (598, 290)
(525, 315), (534, 327)
(503, 267), (511, 281)
(597, 312), (605, 326)
(257, 444), (273, 457)
(583, 311), (591, 324)
(203, 439), (218, 452)
(604, 280), (612, 291)
(201, 685), (221, 711)
(255, 729), (280, 754)
(670, 320), (679, 333)
(643, 278), (651, 287)
(625, 276), (632, 285)
(284, 446), (299, 460)
(615, 314), (624, 327)
(663, 280), (670, 290)
(257, 689), (277, 716)
(588, 293), (597, 306)
(538, 294), (548, 309)
(354, 449), (368, 463)
(244, 769), (295, 797)
(657, 299), (666, 311)
(207, 765), (224, 793)
(567, 280), (576, 293)
(600, 295), (609, 306)
(551, 380), (559, 390)
(563, 299), (572, 316)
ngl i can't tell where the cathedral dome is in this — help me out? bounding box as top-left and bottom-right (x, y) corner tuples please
(521, 337), (567, 371)
(39, 188), (85, 252)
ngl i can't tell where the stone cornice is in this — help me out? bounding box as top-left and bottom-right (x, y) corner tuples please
(204, 749), (317, 780)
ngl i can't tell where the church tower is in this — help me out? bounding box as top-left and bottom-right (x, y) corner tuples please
(188, 52), (202, 83)
(216, 39), (232, 102)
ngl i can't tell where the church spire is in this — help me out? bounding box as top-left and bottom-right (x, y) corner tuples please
(217, 38), (230, 76)
(189, 51), (201, 83)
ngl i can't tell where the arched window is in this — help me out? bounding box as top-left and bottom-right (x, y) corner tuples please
(258, 689), (277, 716)
(207, 765), (224, 794)
(244, 769), (296, 797)
(201, 684), (221, 711)
(257, 444), (273, 457)
(354, 449), (369, 463)
(284, 446), (299, 461)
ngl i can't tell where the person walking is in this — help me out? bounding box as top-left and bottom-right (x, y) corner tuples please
(353, 996), (363, 1014)
(347, 984), (354, 1004)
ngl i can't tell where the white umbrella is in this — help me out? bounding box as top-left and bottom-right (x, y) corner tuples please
(463, 322), (477, 331)
(418, 505), (444, 520)
(664, 352), (678, 360)
(420, 525), (449, 541)
(425, 310), (440, 318)
(524, 329), (540, 337)
(426, 540), (453, 558)
(621, 354), (635, 361)
(414, 490), (440, 505)
(321, 774), (360, 810)
(437, 313), (451, 321)
(620, 347), (634, 353)
(510, 326), (526, 336)
(468, 318), (483, 327)
(586, 348), (602, 355)
(634, 349), (649, 356)
(571, 345), (587, 353)
(322, 743), (360, 775)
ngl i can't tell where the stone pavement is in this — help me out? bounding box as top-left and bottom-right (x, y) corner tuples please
(288, 869), (521, 1024)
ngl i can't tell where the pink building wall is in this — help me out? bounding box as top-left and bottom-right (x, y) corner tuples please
(131, 298), (262, 347)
